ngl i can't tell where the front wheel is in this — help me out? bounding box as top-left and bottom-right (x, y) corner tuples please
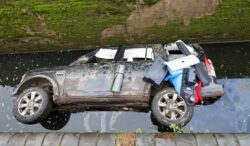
(151, 88), (194, 127)
(13, 87), (52, 124)
(40, 111), (71, 130)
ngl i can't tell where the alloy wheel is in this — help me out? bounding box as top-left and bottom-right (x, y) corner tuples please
(158, 93), (187, 121)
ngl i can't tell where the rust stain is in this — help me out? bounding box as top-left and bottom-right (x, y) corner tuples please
(116, 133), (136, 146)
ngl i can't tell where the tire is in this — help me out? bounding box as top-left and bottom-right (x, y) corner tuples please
(151, 88), (194, 127)
(40, 111), (71, 130)
(13, 87), (52, 124)
(150, 112), (159, 126)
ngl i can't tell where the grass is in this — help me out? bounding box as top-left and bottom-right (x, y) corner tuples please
(0, 0), (250, 53)
(0, 0), (134, 53)
(145, 0), (250, 43)
(144, 0), (160, 5)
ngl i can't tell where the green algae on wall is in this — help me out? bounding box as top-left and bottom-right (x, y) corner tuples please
(0, 0), (250, 53)
(0, 0), (134, 53)
(144, 0), (250, 43)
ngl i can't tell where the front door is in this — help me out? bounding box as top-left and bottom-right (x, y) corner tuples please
(63, 63), (115, 99)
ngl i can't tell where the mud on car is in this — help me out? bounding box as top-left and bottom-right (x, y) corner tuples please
(12, 41), (223, 130)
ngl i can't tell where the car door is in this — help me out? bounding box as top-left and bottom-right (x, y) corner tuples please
(112, 47), (154, 102)
(114, 61), (152, 100)
(63, 63), (115, 99)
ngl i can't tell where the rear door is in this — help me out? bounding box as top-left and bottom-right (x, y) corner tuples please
(115, 61), (152, 99)
(112, 47), (154, 101)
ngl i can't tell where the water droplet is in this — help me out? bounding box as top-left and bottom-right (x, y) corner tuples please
(6, 114), (10, 120)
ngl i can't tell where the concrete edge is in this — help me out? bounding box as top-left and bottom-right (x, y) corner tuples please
(1, 133), (250, 146)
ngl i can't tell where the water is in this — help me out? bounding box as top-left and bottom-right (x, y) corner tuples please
(0, 42), (250, 133)
(203, 42), (250, 78)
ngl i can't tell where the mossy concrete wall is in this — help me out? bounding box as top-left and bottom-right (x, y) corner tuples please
(0, 0), (250, 53)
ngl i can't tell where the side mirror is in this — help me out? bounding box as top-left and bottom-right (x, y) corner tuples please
(70, 56), (89, 66)
(77, 56), (89, 64)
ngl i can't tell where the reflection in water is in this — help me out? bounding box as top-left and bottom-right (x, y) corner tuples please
(109, 112), (123, 131)
(202, 42), (250, 78)
(1, 42), (250, 132)
(184, 79), (250, 133)
(1, 79), (250, 133)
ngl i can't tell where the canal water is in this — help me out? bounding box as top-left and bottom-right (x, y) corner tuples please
(0, 42), (250, 133)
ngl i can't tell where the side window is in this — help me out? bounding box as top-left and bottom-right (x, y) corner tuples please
(94, 47), (154, 63)
(70, 50), (98, 65)
(124, 47), (154, 62)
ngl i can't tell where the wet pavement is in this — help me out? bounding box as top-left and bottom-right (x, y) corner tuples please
(0, 42), (250, 133)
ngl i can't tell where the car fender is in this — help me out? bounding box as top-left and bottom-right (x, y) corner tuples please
(12, 74), (60, 98)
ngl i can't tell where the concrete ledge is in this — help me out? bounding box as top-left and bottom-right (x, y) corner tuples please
(0, 133), (250, 146)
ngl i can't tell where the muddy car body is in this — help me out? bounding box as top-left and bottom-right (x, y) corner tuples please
(12, 43), (223, 130)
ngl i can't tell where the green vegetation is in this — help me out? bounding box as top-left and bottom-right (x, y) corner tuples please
(144, 0), (160, 5)
(0, 0), (250, 53)
(0, 0), (134, 53)
(169, 124), (181, 133)
(135, 128), (142, 135)
(146, 0), (250, 43)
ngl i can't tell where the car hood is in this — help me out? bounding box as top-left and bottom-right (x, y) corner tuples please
(26, 66), (67, 75)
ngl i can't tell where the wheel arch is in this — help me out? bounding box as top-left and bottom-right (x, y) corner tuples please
(150, 83), (173, 99)
(13, 75), (60, 100)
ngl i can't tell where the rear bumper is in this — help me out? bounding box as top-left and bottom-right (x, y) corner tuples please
(201, 83), (224, 98)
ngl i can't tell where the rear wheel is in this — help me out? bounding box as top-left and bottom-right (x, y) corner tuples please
(151, 88), (193, 127)
(40, 111), (71, 130)
(13, 87), (52, 124)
